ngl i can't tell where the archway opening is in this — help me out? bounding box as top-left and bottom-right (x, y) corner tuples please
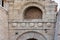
(27, 38), (37, 40)
(24, 6), (43, 19)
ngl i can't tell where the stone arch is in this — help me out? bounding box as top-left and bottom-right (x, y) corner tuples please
(16, 31), (47, 40)
(24, 6), (43, 19)
(20, 2), (45, 19)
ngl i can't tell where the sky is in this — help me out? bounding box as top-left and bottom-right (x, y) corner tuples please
(53, 0), (60, 11)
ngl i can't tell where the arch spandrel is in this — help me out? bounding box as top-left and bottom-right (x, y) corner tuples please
(21, 2), (45, 13)
(20, 2), (46, 19)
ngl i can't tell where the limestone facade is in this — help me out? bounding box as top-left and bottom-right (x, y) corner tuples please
(0, 0), (58, 40)
(55, 10), (60, 40)
(0, 6), (8, 40)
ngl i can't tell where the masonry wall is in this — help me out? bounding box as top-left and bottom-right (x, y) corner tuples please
(0, 0), (58, 40)
(56, 10), (60, 40)
(7, 0), (57, 40)
(0, 7), (8, 40)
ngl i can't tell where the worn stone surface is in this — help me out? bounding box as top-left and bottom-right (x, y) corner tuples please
(0, 7), (8, 40)
(55, 10), (60, 40)
(0, 0), (58, 40)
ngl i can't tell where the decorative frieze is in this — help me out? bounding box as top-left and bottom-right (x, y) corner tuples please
(12, 23), (17, 27)
(29, 23), (35, 27)
(46, 23), (51, 27)
(20, 23), (26, 27)
(37, 23), (43, 27)
(9, 22), (54, 30)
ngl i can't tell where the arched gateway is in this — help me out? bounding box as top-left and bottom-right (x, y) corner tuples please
(17, 32), (46, 40)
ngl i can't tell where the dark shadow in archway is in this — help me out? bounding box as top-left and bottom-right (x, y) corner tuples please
(24, 6), (43, 19)
(27, 38), (38, 40)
